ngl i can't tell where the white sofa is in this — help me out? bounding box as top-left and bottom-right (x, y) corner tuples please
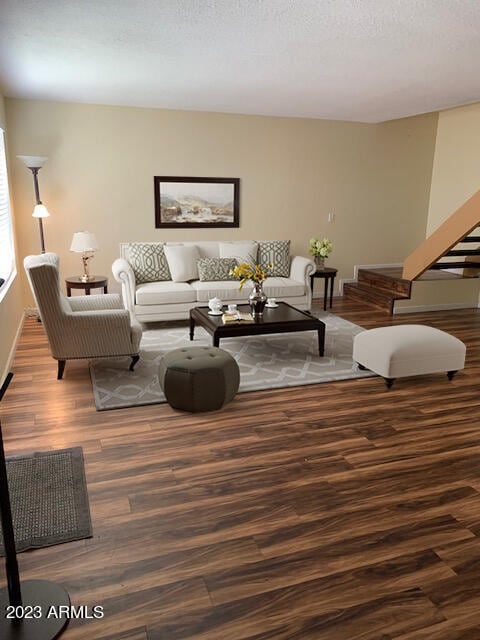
(112, 241), (315, 322)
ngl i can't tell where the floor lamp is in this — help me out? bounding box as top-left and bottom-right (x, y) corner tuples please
(17, 156), (50, 254)
(0, 373), (70, 639)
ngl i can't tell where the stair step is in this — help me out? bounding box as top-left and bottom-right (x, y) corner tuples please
(357, 269), (411, 297)
(343, 283), (395, 314)
(459, 236), (480, 242)
(431, 261), (480, 270)
(445, 249), (480, 256)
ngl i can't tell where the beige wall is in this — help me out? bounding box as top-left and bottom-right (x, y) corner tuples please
(427, 102), (480, 235)
(5, 99), (437, 303)
(424, 102), (480, 308)
(0, 93), (24, 387)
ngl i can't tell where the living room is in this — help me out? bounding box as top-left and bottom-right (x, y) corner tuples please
(1, 2), (480, 639)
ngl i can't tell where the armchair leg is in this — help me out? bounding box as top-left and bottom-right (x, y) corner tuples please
(57, 360), (66, 380)
(130, 355), (140, 371)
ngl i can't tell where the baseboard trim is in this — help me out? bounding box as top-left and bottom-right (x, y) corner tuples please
(394, 302), (477, 314)
(0, 313), (24, 391)
(339, 278), (355, 295)
(352, 263), (403, 279)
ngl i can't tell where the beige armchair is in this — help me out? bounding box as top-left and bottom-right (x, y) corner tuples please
(24, 253), (142, 379)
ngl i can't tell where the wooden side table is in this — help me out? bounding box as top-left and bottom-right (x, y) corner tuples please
(65, 276), (108, 296)
(310, 267), (337, 311)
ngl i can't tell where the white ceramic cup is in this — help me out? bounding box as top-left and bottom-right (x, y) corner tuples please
(208, 297), (222, 312)
(267, 298), (276, 306)
(228, 304), (237, 313)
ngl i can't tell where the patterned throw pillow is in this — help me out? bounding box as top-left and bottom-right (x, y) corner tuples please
(197, 258), (238, 281)
(127, 243), (171, 284)
(258, 240), (291, 277)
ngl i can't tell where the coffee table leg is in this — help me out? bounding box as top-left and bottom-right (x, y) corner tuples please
(213, 336), (220, 348)
(317, 326), (325, 356)
(189, 317), (195, 341)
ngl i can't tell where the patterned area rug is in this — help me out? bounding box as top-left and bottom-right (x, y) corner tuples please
(0, 447), (92, 554)
(90, 312), (375, 411)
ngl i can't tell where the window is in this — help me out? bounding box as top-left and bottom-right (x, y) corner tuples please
(0, 128), (16, 301)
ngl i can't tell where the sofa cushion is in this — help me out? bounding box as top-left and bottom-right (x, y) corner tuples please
(219, 241), (258, 264)
(197, 257), (238, 282)
(164, 244), (200, 282)
(191, 277), (305, 302)
(135, 281), (196, 305)
(262, 277), (305, 298)
(258, 240), (290, 277)
(127, 243), (171, 283)
(191, 280), (251, 302)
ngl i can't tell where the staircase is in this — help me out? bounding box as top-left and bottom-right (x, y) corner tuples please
(344, 190), (480, 314)
(343, 268), (412, 314)
(428, 231), (480, 272)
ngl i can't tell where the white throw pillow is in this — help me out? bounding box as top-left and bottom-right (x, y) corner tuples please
(164, 244), (200, 282)
(219, 241), (258, 264)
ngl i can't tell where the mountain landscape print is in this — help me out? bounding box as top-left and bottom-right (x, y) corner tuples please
(154, 177), (239, 228)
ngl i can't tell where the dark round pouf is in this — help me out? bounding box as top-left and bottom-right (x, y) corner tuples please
(158, 346), (240, 412)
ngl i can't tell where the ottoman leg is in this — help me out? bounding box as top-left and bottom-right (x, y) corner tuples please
(447, 370), (457, 380)
(385, 378), (395, 389)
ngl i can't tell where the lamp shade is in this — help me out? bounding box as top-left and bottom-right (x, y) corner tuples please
(17, 155), (48, 169)
(70, 232), (98, 253)
(32, 204), (50, 218)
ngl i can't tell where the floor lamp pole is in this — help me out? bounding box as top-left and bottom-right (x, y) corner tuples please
(38, 218), (46, 254)
(0, 373), (71, 639)
(31, 167), (46, 254)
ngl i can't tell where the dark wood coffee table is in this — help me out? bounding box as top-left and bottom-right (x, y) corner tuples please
(189, 302), (325, 356)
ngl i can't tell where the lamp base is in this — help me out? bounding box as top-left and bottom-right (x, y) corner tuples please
(80, 274), (93, 283)
(0, 580), (70, 639)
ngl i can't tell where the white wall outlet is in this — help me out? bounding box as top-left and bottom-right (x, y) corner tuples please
(328, 212), (335, 223)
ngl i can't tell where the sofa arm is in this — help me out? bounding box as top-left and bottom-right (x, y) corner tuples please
(290, 255), (316, 282)
(112, 258), (136, 311)
(68, 293), (124, 312)
(53, 309), (141, 359)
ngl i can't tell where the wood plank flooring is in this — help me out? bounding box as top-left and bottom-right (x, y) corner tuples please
(1, 299), (480, 639)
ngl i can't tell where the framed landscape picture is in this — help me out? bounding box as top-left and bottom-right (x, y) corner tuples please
(154, 176), (240, 228)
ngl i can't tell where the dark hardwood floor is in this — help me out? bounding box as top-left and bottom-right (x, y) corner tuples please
(2, 298), (480, 639)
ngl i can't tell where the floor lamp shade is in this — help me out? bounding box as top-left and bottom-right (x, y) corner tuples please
(16, 156), (48, 169)
(32, 204), (50, 218)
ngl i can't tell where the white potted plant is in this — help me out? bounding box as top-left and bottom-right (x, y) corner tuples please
(308, 237), (333, 269)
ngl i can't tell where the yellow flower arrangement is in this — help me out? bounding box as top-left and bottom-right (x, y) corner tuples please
(230, 259), (273, 290)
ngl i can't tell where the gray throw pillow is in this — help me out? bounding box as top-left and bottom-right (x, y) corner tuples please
(127, 243), (171, 284)
(258, 240), (290, 277)
(197, 257), (238, 281)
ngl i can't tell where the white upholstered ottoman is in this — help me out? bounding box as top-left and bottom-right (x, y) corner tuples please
(353, 324), (466, 388)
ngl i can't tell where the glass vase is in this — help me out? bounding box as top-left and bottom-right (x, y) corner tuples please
(315, 256), (326, 270)
(249, 282), (267, 316)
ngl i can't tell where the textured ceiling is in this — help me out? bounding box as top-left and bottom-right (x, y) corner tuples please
(1, 0), (480, 123)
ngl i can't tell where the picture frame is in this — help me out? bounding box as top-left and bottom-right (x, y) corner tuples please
(154, 176), (240, 228)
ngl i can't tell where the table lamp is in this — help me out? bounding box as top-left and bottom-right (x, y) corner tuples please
(70, 232), (98, 282)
